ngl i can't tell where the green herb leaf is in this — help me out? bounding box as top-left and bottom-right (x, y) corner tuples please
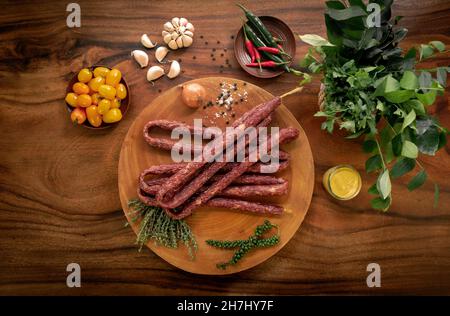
(374, 75), (400, 96)
(299, 34), (334, 47)
(429, 40), (445, 52)
(326, 6), (367, 21)
(418, 71), (432, 90)
(345, 129), (366, 139)
(379, 127), (392, 148)
(401, 140), (419, 158)
(384, 141), (395, 164)
(401, 110), (416, 131)
(436, 67), (448, 87)
(349, 0), (366, 9)
(391, 157), (416, 179)
(416, 90), (437, 106)
(404, 99), (425, 115)
(368, 183), (379, 195)
(377, 169), (391, 200)
(438, 131), (448, 150)
(384, 90), (414, 103)
(371, 196), (391, 212)
(392, 133), (403, 156)
(400, 71), (419, 90)
(363, 140), (377, 153)
(416, 117), (440, 155)
(434, 183), (440, 208)
(419, 44), (434, 60)
(365, 155), (382, 173)
(407, 170), (427, 191)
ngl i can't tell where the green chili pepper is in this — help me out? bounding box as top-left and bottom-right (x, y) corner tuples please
(237, 4), (279, 49)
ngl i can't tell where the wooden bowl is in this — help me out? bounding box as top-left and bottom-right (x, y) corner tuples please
(65, 65), (130, 129)
(234, 16), (296, 78)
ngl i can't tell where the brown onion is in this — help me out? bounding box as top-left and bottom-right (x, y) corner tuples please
(180, 83), (206, 109)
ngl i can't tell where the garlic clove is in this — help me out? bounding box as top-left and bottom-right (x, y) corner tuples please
(179, 26), (186, 34)
(167, 60), (181, 79)
(176, 36), (184, 49)
(184, 30), (194, 38)
(141, 34), (156, 49)
(164, 22), (174, 32)
(164, 33), (172, 44)
(179, 18), (188, 27)
(131, 50), (149, 68)
(168, 39), (178, 50)
(155, 46), (169, 62)
(181, 35), (193, 47)
(146, 66), (165, 82)
(171, 17), (180, 27)
(186, 23), (195, 32)
(162, 30), (169, 37)
(171, 32), (179, 40)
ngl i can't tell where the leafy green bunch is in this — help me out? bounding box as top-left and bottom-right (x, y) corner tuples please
(299, 0), (449, 211)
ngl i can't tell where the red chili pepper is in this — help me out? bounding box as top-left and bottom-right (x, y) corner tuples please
(277, 44), (283, 50)
(243, 23), (262, 71)
(257, 46), (291, 58)
(243, 26), (256, 63)
(253, 47), (262, 71)
(246, 60), (289, 68)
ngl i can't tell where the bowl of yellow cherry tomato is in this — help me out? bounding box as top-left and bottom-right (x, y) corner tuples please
(65, 66), (130, 129)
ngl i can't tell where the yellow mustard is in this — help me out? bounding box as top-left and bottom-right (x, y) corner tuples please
(323, 165), (362, 200)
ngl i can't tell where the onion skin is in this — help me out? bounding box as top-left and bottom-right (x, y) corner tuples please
(181, 83), (206, 109)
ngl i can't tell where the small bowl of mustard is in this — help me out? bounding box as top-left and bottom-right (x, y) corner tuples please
(323, 165), (362, 200)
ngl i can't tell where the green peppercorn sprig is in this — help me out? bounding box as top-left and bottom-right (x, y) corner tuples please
(206, 220), (280, 270)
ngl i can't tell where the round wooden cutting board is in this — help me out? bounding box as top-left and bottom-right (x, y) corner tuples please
(118, 77), (314, 275)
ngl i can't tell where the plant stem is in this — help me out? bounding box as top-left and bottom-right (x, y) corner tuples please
(280, 86), (303, 98)
(375, 138), (387, 170)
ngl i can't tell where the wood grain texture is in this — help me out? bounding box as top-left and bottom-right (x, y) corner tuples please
(118, 77), (314, 275)
(0, 0), (449, 295)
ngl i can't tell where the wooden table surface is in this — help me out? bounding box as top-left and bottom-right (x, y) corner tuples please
(1, 0), (449, 295)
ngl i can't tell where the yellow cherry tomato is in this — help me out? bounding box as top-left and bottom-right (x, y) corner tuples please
(65, 92), (78, 107)
(91, 93), (101, 105)
(88, 76), (105, 92)
(111, 98), (121, 109)
(93, 67), (110, 78)
(76, 94), (92, 108)
(99, 84), (116, 100)
(70, 107), (86, 124)
(115, 83), (127, 100)
(77, 68), (92, 83)
(97, 99), (111, 115)
(86, 105), (102, 127)
(73, 82), (90, 95)
(103, 108), (122, 123)
(106, 69), (122, 86)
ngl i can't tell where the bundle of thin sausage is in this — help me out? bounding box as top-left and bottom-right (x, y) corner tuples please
(137, 96), (299, 219)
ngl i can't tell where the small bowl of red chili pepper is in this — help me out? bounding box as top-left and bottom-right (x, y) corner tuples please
(234, 6), (296, 78)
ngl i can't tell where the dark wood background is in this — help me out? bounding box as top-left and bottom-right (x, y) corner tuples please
(0, 0), (449, 295)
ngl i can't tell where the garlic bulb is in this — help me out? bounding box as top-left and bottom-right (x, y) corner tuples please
(167, 60), (181, 79)
(147, 66), (164, 82)
(141, 34), (156, 48)
(131, 50), (149, 68)
(155, 46), (169, 63)
(162, 17), (194, 50)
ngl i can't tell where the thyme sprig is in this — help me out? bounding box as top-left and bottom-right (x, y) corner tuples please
(206, 220), (280, 270)
(126, 199), (198, 259)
